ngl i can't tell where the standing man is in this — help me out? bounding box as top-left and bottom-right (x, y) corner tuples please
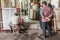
(38, 4), (43, 29)
(41, 1), (52, 38)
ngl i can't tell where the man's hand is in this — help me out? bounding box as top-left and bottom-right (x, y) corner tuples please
(45, 17), (50, 21)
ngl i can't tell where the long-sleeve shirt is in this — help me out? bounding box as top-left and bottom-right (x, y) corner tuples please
(38, 8), (42, 16)
(38, 8), (43, 21)
(10, 16), (19, 25)
(42, 6), (52, 22)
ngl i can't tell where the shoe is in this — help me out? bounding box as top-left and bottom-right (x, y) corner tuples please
(42, 37), (46, 40)
(49, 36), (52, 38)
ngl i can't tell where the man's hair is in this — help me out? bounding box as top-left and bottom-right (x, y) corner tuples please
(14, 13), (18, 16)
(48, 3), (53, 9)
(42, 1), (47, 5)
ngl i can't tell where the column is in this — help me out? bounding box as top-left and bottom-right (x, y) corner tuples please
(15, 0), (19, 8)
(28, 0), (30, 17)
(0, 8), (2, 31)
(1, 0), (4, 8)
(0, 0), (1, 8)
(15, 0), (18, 8)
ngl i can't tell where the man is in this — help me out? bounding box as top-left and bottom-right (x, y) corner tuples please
(38, 4), (43, 29)
(10, 13), (19, 35)
(41, 1), (52, 38)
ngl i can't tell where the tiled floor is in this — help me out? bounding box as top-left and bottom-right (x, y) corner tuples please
(0, 29), (42, 40)
(0, 30), (60, 40)
(0, 22), (60, 40)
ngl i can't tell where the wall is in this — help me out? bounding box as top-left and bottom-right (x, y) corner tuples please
(54, 8), (60, 30)
(40, 0), (51, 4)
(51, 0), (59, 8)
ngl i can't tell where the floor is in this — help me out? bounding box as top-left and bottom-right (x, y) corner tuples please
(0, 20), (60, 40)
(0, 30), (60, 40)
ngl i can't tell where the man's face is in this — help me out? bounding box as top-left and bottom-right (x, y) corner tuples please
(40, 4), (44, 7)
(41, 4), (46, 7)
